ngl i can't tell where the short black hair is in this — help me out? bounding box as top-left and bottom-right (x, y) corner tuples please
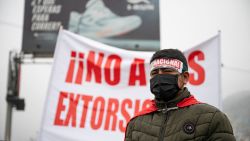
(150, 49), (188, 73)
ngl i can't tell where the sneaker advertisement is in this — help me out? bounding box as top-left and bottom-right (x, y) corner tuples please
(22, 0), (160, 56)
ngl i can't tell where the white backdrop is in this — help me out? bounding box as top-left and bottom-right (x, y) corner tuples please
(0, 0), (250, 141)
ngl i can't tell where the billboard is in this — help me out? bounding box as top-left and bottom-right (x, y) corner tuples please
(22, 0), (160, 56)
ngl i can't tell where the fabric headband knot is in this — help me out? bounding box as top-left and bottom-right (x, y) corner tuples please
(150, 58), (184, 73)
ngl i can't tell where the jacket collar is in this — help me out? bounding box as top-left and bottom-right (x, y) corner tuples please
(133, 88), (201, 117)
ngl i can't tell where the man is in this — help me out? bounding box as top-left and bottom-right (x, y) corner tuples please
(125, 49), (235, 141)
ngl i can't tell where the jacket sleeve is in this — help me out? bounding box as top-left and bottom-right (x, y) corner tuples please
(124, 118), (136, 141)
(207, 110), (236, 141)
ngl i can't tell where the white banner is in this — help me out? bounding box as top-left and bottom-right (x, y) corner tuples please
(38, 29), (220, 141)
(184, 35), (221, 108)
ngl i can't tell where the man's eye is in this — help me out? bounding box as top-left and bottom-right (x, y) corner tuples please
(162, 68), (170, 72)
(151, 70), (158, 75)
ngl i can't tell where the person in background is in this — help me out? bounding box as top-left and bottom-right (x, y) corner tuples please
(125, 49), (235, 141)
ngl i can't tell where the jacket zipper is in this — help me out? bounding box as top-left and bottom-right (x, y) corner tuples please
(158, 109), (169, 141)
(158, 107), (178, 141)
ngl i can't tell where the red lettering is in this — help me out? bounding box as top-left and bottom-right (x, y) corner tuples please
(188, 50), (205, 85)
(104, 98), (119, 131)
(64, 93), (80, 127)
(65, 51), (125, 86)
(86, 51), (104, 83)
(104, 55), (121, 85)
(80, 95), (93, 128)
(65, 51), (76, 83)
(75, 52), (84, 84)
(119, 99), (132, 132)
(54, 91), (152, 133)
(129, 58), (146, 86)
(54, 91), (68, 126)
(91, 97), (105, 129)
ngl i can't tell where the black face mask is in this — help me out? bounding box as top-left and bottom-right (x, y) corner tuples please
(150, 74), (180, 101)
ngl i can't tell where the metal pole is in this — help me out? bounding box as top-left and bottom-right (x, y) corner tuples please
(4, 51), (15, 141)
(4, 51), (25, 141)
(5, 103), (13, 141)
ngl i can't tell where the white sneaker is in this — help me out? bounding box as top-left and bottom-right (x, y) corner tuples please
(68, 0), (142, 38)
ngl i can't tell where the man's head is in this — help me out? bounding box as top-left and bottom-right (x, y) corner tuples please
(149, 49), (189, 101)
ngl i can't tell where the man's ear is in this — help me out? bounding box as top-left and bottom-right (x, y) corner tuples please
(182, 72), (189, 85)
